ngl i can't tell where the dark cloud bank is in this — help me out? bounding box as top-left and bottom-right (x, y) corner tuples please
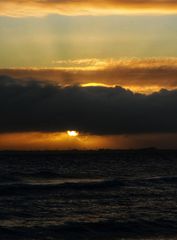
(0, 75), (177, 135)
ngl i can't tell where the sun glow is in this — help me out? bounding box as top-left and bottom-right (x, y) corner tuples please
(67, 130), (79, 137)
(81, 83), (116, 88)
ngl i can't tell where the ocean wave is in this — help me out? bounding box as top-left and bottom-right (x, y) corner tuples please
(0, 178), (124, 196)
(129, 176), (177, 186)
(145, 176), (177, 183)
(0, 174), (22, 185)
(1, 174), (177, 194)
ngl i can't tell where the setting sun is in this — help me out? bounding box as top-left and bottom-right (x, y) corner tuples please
(67, 130), (79, 137)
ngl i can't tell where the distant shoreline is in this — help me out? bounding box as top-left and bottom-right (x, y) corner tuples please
(0, 148), (177, 153)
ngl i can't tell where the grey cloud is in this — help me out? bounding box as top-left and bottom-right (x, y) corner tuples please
(0, 75), (177, 135)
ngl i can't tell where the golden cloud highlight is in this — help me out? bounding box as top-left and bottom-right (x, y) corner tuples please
(1, 0), (177, 17)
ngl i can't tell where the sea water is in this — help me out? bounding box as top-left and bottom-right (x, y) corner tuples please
(0, 150), (177, 239)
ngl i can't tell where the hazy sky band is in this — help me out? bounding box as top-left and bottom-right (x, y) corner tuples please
(1, 14), (177, 69)
(1, 58), (177, 94)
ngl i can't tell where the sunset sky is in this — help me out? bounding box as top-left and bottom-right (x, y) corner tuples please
(0, 0), (177, 149)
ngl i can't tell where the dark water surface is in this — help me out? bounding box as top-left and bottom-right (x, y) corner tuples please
(0, 150), (177, 240)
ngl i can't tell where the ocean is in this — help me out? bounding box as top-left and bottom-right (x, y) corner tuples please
(0, 150), (177, 240)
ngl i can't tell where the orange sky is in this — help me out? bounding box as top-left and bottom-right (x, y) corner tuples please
(1, 1), (177, 150)
(0, 132), (177, 150)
